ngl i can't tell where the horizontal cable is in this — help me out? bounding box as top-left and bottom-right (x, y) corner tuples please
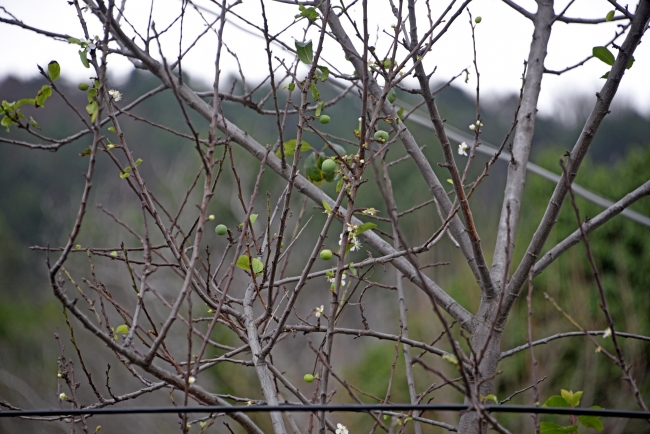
(1, 404), (649, 419)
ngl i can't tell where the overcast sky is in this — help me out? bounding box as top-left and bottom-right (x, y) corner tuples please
(1, 0), (649, 120)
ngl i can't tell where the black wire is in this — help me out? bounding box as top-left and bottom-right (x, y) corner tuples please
(1, 404), (649, 419)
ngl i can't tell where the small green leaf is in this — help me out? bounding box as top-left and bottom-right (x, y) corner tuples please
(124, 166), (132, 172)
(87, 88), (97, 103)
(79, 50), (90, 68)
(315, 101), (324, 117)
(336, 177), (343, 193)
(29, 116), (41, 130)
(68, 37), (83, 45)
(396, 106), (404, 120)
(329, 144), (346, 157)
(276, 139), (311, 157)
(251, 258), (264, 275)
(579, 414), (603, 431)
(317, 65), (329, 81)
(605, 10), (615, 21)
(540, 422), (579, 433)
(356, 222), (376, 235)
(108, 126), (116, 133)
(483, 394), (498, 404)
(304, 152), (324, 184)
(236, 255), (264, 275)
(16, 98), (35, 108)
(560, 389), (574, 406)
(543, 395), (570, 408)
(626, 56), (635, 70)
(115, 324), (129, 334)
(295, 5), (319, 22)
(295, 40), (314, 65)
(322, 200), (333, 213)
(571, 391), (583, 407)
(199, 421), (207, 428)
(109, 251), (118, 257)
(1, 115), (14, 132)
(348, 263), (357, 276)
(48, 61), (61, 81)
(442, 354), (459, 366)
(135, 158), (143, 167)
(601, 71), (610, 79)
(236, 255), (250, 270)
(240, 214), (258, 226)
(35, 85), (53, 108)
(592, 46), (615, 66)
(86, 101), (98, 116)
(120, 172), (130, 179)
(283, 82), (296, 92)
(310, 82), (320, 101)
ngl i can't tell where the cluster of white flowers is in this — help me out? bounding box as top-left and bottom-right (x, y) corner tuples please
(361, 208), (377, 216)
(108, 89), (123, 102)
(339, 223), (362, 252)
(469, 119), (484, 131)
(458, 142), (469, 156)
(327, 271), (347, 287)
(336, 423), (349, 434)
(314, 305), (325, 317)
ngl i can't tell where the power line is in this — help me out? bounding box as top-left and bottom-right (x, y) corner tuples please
(2, 404), (649, 419)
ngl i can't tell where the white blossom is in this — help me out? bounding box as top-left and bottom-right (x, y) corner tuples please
(458, 142), (469, 156)
(188, 376), (196, 384)
(350, 237), (362, 252)
(108, 89), (123, 102)
(326, 271), (347, 287)
(336, 423), (349, 434)
(469, 124), (476, 131)
(314, 305), (324, 317)
(603, 327), (612, 338)
(81, 37), (97, 50)
(361, 208), (377, 216)
(59, 393), (68, 401)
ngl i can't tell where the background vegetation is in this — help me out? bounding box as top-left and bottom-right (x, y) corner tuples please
(1, 69), (649, 433)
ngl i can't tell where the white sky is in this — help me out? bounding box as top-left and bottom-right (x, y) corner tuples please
(1, 0), (649, 118)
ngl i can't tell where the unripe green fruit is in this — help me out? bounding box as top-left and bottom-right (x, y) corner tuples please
(320, 249), (333, 260)
(215, 224), (227, 236)
(319, 115), (330, 124)
(78, 83), (89, 91)
(374, 130), (389, 143)
(321, 159), (336, 174)
(475, 16), (482, 23)
(304, 374), (315, 383)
